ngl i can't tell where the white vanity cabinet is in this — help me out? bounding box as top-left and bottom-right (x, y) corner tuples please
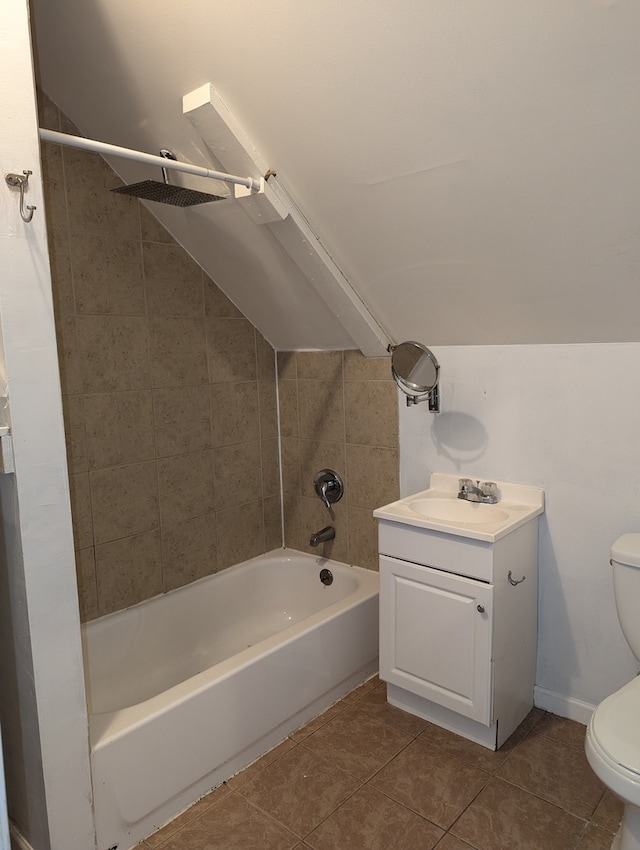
(375, 474), (544, 750)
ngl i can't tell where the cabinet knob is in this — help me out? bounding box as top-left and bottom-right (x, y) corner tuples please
(477, 605), (485, 613)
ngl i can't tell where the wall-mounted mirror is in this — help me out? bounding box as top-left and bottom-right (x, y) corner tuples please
(390, 341), (440, 411)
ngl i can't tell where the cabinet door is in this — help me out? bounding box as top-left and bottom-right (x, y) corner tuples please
(379, 555), (493, 724)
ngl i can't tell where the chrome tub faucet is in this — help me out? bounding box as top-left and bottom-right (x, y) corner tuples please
(309, 526), (335, 547)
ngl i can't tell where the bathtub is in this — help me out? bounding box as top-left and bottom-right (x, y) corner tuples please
(83, 548), (379, 850)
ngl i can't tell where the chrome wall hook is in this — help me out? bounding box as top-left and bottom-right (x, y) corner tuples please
(5, 170), (36, 222)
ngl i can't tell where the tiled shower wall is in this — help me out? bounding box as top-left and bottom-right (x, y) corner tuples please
(278, 351), (399, 570)
(38, 92), (399, 621)
(39, 93), (281, 621)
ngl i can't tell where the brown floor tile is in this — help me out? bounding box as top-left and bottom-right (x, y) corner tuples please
(575, 823), (619, 850)
(496, 731), (605, 818)
(533, 712), (588, 751)
(144, 784), (230, 847)
(451, 777), (586, 850)
(289, 701), (347, 742)
(302, 705), (414, 781)
(370, 737), (490, 829)
(356, 681), (431, 736)
(226, 737), (297, 788)
(435, 835), (479, 850)
(305, 784), (444, 850)
(419, 719), (525, 775)
(157, 791), (298, 850)
(236, 744), (361, 837)
(590, 789), (624, 832)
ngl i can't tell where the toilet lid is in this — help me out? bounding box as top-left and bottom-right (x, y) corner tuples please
(591, 678), (640, 776)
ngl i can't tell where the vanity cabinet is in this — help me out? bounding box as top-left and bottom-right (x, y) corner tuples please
(375, 479), (543, 751)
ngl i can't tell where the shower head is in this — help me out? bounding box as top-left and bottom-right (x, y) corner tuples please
(111, 149), (226, 207)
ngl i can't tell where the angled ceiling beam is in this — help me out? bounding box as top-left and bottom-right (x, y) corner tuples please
(183, 83), (391, 356)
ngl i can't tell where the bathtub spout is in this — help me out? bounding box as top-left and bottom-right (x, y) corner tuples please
(309, 526), (335, 547)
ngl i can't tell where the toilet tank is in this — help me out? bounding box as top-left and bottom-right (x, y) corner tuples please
(611, 533), (640, 661)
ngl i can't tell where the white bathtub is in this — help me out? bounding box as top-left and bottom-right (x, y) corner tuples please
(83, 548), (379, 850)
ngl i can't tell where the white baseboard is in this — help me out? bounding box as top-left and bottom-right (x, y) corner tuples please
(534, 686), (596, 726)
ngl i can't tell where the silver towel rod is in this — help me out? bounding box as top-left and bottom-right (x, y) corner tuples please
(38, 128), (263, 193)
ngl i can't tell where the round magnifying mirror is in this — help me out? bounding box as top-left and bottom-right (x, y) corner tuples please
(391, 341), (439, 395)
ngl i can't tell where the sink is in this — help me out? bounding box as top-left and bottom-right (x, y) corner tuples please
(373, 473), (545, 542)
(408, 498), (509, 526)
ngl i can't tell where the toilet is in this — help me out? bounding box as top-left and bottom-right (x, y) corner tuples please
(585, 534), (640, 850)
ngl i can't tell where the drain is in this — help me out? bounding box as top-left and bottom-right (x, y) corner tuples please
(319, 568), (333, 586)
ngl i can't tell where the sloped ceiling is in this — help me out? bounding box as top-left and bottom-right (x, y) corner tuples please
(30, 0), (640, 349)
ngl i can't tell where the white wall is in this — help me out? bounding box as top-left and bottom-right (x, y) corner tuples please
(0, 1), (94, 847)
(399, 343), (640, 722)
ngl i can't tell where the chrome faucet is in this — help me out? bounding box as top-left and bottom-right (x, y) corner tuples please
(309, 526), (335, 547)
(457, 478), (499, 504)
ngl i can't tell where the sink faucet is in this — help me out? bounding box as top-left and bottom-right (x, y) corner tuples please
(457, 479), (499, 504)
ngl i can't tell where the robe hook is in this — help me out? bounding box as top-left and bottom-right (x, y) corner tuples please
(5, 170), (36, 223)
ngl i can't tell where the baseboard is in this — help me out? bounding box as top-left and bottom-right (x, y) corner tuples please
(534, 686), (596, 726)
(9, 822), (35, 850)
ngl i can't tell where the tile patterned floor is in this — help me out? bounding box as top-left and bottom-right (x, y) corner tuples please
(137, 677), (623, 850)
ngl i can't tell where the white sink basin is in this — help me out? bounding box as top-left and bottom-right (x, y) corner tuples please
(408, 497), (509, 526)
(374, 473), (545, 542)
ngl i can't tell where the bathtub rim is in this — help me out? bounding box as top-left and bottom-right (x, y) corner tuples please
(88, 548), (379, 746)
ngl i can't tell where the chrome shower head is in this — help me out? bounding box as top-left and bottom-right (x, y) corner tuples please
(111, 149), (225, 207)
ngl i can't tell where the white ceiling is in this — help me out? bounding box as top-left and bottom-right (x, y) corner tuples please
(30, 0), (640, 349)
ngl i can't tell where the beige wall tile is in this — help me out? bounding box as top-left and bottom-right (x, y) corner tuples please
(61, 394), (87, 473)
(344, 351), (391, 381)
(47, 229), (75, 316)
(143, 242), (204, 317)
(69, 473), (93, 550)
(211, 381), (260, 446)
(63, 147), (140, 240)
(347, 506), (380, 571)
(276, 351), (297, 380)
(75, 547), (98, 623)
(90, 461), (159, 544)
(298, 380), (345, 442)
(256, 333), (276, 380)
(161, 514), (217, 591)
(84, 390), (155, 469)
(263, 495), (283, 551)
(71, 233), (145, 315)
(148, 316), (208, 388)
(282, 493), (303, 551)
(258, 380), (278, 440)
(206, 317), (257, 383)
(276, 379), (298, 438)
(140, 205), (174, 244)
(345, 380), (398, 448)
(77, 314), (150, 392)
(213, 441), (262, 510)
(280, 437), (301, 496)
(216, 500), (265, 570)
(204, 278), (244, 318)
(346, 444), (399, 510)
(56, 314), (83, 396)
(157, 451), (215, 525)
(95, 531), (163, 616)
(297, 351), (343, 380)
(261, 438), (280, 499)
(153, 385), (212, 457)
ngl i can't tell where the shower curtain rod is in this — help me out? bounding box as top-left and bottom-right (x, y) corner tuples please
(38, 128), (264, 193)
